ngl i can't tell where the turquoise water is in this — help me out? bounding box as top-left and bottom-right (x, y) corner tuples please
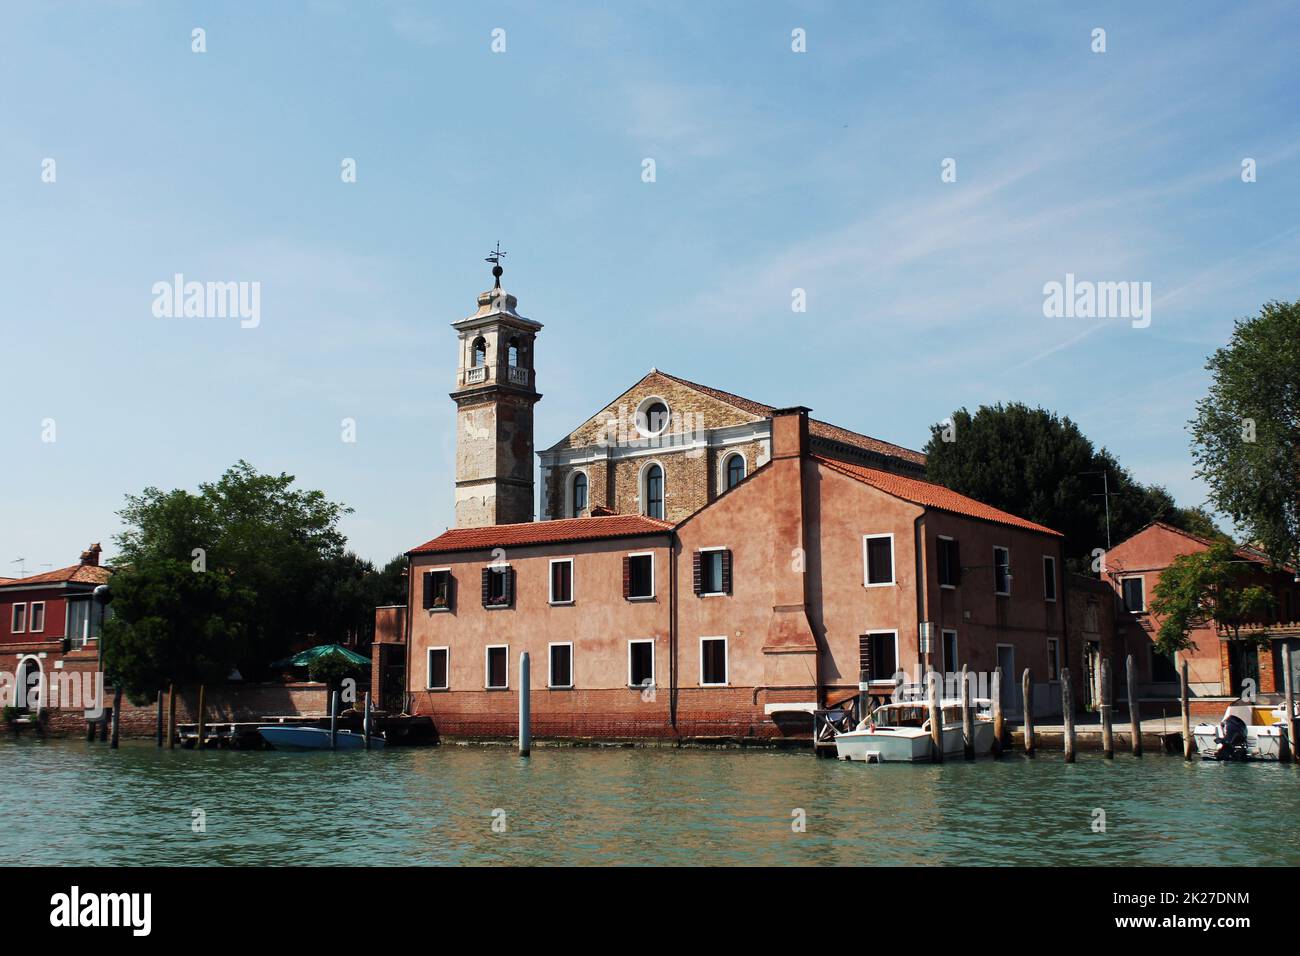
(4, 737), (1298, 866)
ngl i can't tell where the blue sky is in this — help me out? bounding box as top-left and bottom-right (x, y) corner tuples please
(2, 1), (1298, 571)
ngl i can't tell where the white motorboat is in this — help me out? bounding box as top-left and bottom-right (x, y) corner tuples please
(834, 698), (995, 762)
(1192, 701), (1294, 761)
(258, 725), (386, 750)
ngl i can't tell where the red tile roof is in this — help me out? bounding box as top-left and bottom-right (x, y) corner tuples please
(814, 455), (1063, 537)
(410, 514), (675, 555)
(0, 564), (113, 588)
(654, 370), (926, 466)
(1143, 521), (1294, 572)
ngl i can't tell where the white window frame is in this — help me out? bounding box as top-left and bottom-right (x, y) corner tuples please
(864, 629), (900, 683)
(424, 567), (452, 613)
(941, 628), (958, 673)
(548, 557), (575, 606)
(937, 534), (957, 590)
(699, 636), (729, 687)
(1042, 555), (1057, 602)
(993, 546), (1011, 596)
(639, 459), (667, 519)
(863, 533), (896, 588)
(485, 644), (509, 690)
(548, 641), (574, 689)
(484, 563), (511, 607)
(1121, 575), (1146, 613)
(698, 546), (727, 597)
(567, 470), (589, 518)
(628, 639), (656, 689)
(1046, 637), (1061, 682)
(426, 646), (450, 690)
(635, 395), (671, 438)
(29, 601), (45, 633)
(720, 451), (747, 491)
(11, 603), (26, 634)
(626, 551), (656, 601)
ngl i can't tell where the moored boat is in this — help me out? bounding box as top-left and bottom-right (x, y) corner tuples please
(1192, 702), (1293, 761)
(258, 725), (386, 751)
(834, 698), (994, 762)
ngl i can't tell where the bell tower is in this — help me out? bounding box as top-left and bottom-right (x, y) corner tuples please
(451, 251), (542, 528)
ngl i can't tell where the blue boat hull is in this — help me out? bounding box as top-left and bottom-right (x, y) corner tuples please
(258, 726), (385, 750)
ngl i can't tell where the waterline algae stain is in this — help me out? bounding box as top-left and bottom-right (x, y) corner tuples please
(3, 738), (1297, 866)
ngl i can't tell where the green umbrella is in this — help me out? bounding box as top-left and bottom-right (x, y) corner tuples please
(275, 644), (370, 668)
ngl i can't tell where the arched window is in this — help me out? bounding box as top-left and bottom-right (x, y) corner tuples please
(644, 463), (664, 519)
(725, 453), (746, 490)
(471, 337), (487, 368)
(571, 472), (588, 516)
(508, 337), (521, 368)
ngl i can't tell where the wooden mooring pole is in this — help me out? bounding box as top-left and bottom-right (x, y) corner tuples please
(363, 691), (372, 751)
(196, 685), (206, 750)
(1022, 668), (1035, 756)
(1180, 660), (1193, 761)
(1061, 667), (1076, 763)
(927, 670), (943, 762)
(110, 686), (122, 749)
(329, 691), (339, 750)
(155, 690), (164, 747)
(167, 683), (177, 749)
(1126, 654), (1142, 757)
(1283, 645), (1297, 765)
(961, 664), (974, 759)
(991, 666), (1004, 756)
(1100, 659), (1114, 759)
(519, 651), (532, 757)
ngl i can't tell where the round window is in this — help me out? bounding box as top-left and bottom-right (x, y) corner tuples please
(636, 398), (671, 437)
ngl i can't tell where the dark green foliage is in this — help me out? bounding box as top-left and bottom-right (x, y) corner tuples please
(1191, 300), (1300, 570)
(1148, 541), (1274, 655)
(923, 403), (1214, 565)
(101, 558), (255, 705)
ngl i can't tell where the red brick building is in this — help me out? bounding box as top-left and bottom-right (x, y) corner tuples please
(399, 407), (1072, 740)
(1103, 521), (1300, 702)
(0, 544), (112, 713)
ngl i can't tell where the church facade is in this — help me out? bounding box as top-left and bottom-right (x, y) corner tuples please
(390, 270), (1076, 741)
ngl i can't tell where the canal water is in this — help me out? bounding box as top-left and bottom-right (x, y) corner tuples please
(4, 737), (1298, 866)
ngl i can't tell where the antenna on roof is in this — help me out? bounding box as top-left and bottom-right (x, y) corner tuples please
(10, 557), (25, 578)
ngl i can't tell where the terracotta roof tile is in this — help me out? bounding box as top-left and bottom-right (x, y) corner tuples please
(814, 455), (1063, 537)
(409, 514), (675, 556)
(0, 564), (113, 587)
(655, 370), (925, 466)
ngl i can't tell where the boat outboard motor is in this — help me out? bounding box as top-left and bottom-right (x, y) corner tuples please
(1211, 714), (1248, 761)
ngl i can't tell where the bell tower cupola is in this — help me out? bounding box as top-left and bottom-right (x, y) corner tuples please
(450, 249), (542, 528)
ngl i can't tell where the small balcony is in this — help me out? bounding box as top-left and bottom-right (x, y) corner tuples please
(463, 366), (487, 385)
(507, 366), (530, 386)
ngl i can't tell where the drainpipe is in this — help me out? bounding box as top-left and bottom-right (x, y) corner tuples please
(669, 532), (678, 734)
(914, 512), (928, 676)
(403, 557), (413, 716)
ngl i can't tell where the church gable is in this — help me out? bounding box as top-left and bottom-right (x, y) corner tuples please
(545, 369), (767, 453)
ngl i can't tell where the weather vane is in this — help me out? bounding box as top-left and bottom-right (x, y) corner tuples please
(485, 242), (507, 288)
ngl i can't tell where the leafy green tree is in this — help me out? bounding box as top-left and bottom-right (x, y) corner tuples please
(1191, 299), (1300, 570)
(310, 552), (407, 647)
(923, 403), (1200, 565)
(114, 461), (352, 676)
(1148, 541), (1275, 655)
(101, 559), (255, 705)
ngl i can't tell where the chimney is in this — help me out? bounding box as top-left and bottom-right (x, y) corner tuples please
(80, 543), (101, 567)
(764, 407), (818, 659)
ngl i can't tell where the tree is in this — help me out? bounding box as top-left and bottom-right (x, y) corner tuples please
(1148, 541), (1275, 655)
(113, 461), (353, 676)
(923, 403), (1202, 565)
(1191, 299), (1300, 571)
(101, 559), (255, 705)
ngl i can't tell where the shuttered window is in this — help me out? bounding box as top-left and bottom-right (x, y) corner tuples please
(700, 637), (728, 685)
(427, 648), (449, 690)
(695, 549), (731, 595)
(937, 537), (961, 587)
(482, 566), (513, 608)
(625, 554), (654, 599)
(549, 559), (573, 604)
(423, 570), (453, 611)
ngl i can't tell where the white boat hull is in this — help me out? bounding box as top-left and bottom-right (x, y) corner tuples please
(835, 721), (994, 762)
(1192, 722), (1284, 761)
